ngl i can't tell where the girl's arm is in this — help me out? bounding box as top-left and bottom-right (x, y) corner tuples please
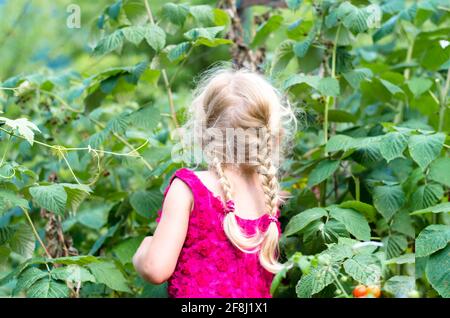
(132, 178), (193, 284)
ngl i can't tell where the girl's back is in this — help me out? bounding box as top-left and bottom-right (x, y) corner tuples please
(158, 168), (279, 298)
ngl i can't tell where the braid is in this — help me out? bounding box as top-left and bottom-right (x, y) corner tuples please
(212, 157), (233, 202)
(257, 127), (283, 273)
(257, 128), (280, 216)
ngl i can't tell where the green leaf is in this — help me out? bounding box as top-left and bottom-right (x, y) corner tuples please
(379, 132), (408, 162)
(416, 224), (450, 258)
(411, 202), (450, 215)
(284, 208), (328, 236)
(325, 134), (355, 153)
(342, 68), (373, 89)
(411, 183), (444, 211)
(27, 277), (69, 298)
(408, 132), (445, 170)
(87, 261), (130, 293)
(426, 244), (450, 297)
(329, 207), (371, 241)
(130, 190), (162, 218)
(9, 223), (35, 259)
(296, 265), (336, 298)
(29, 184), (67, 216)
(327, 110), (357, 123)
(121, 25), (146, 45)
(317, 77), (340, 97)
(193, 37), (232, 48)
(383, 276), (416, 297)
(189, 5), (214, 26)
(60, 183), (91, 213)
(251, 15), (283, 48)
(379, 78), (404, 95)
(382, 234), (408, 259)
(283, 74), (320, 90)
(0, 225), (15, 245)
(407, 77), (432, 97)
(307, 160), (340, 187)
(0, 190), (29, 215)
(113, 237), (143, 264)
(343, 254), (381, 285)
(184, 26), (224, 41)
(93, 30), (124, 55)
(336, 2), (382, 34)
(285, 0), (302, 11)
(372, 185), (405, 221)
(167, 42), (191, 62)
(162, 3), (189, 26)
(13, 267), (48, 295)
(384, 253), (415, 265)
(293, 37), (312, 58)
(51, 265), (96, 284)
(49, 255), (101, 266)
(270, 265), (288, 295)
(271, 40), (294, 75)
(127, 106), (161, 131)
(72, 201), (113, 230)
(391, 210), (415, 238)
(428, 157), (450, 187)
(107, 0), (122, 20)
(144, 24), (166, 52)
(339, 201), (377, 223)
(373, 15), (398, 42)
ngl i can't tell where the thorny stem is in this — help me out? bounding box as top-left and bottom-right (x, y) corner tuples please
(21, 207), (52, 259)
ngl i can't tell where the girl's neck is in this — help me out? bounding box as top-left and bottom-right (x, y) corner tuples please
(222, 164), (259, 186)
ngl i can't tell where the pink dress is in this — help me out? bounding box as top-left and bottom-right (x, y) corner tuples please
(156, 168), (281, 298)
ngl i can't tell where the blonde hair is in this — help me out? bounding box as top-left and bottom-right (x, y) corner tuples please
(184, 63), (296, 273)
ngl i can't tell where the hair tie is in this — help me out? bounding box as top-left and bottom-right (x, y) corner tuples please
(225, 200), (235, 213)
(268, 215), (278, 223)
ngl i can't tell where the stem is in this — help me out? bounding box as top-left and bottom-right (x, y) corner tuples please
(0, 126), (143, 157)
(323, 96), (331, 154)
(90, 118), (153, 171)
(331, 25), (340, 79)
(40, 90), (82, 113)
(438, 68), (450, 132)
(395, 28), (415, 124)
(319, 182), (327, 207)
(0, 134), (11, 166)
(330, 268), (350, 298)
(144, 0), (154, 24)
(143, 0), (180, 129)
(21, 207), (52, 259)
(352, 176), (360, 201)
(323, 25), (340, 154)
(170, 47), (194, 85)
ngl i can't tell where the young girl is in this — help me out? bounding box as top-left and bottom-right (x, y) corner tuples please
(133, 66), (296, 298)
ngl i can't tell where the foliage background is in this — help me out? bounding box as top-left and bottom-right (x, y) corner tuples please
(0, 0), (449, 298)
